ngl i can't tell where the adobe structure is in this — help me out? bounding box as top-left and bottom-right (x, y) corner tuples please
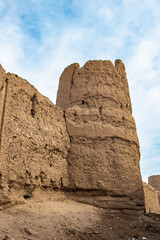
(0, 64), (70, 205)
(148, 175), (160, 191)
(143, 175), (160, 214)
(0, 60), (147, 212)
(143, 182), (160, 214)
(57, 60), (144, 210)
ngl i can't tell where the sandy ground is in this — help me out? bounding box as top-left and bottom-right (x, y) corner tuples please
(0, 194), (160, 240)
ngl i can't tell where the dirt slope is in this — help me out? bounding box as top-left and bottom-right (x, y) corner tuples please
(0, 193), (160, 240)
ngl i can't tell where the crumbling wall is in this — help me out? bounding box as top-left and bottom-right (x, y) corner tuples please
(0, 60), (145, 211)
(57, 60), (145, 210)
(0, 65), (70, 205)
(143, 182), (160, 214)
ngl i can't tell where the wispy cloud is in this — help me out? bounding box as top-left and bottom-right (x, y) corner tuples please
(0, 0), (160, 182)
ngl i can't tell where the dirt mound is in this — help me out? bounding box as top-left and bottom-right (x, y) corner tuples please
(0, 196), (160, 240)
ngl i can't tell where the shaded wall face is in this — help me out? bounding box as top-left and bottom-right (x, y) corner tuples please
(56, 60), (144, 208)
(0, 70), (70, 197)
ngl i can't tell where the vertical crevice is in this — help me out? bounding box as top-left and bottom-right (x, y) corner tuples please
(70, 67), (77, 102)
(0, 78), (8, 151)
(99, 106), (102, 118)
(31, 93), (38, 117)
(63, 109), (74, 189)
(63, 110), (70, 141)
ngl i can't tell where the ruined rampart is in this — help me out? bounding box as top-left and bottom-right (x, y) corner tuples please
(0, 60), (145, 211)
(0, 64), (70, 205)
(57, 60), (144, 210)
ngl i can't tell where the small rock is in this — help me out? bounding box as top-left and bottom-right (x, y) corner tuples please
(3, 235), (15, 240)
(24, 228), (32, 235)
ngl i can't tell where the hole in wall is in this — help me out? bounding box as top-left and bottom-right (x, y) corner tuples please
(23, 193), (32, 199)
(31, 109), (35, 117)
(31, 93), (38, 118)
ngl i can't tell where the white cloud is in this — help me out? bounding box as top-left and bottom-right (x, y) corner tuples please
(0, 0), (160, 181)
(97, 7), (115, 23)
(126, 19), (160, 179)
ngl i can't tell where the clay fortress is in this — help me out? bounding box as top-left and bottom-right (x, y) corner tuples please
(0, 59), (160, 213)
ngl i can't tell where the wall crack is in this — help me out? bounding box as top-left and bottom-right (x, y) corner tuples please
(0, 78), (8, 151)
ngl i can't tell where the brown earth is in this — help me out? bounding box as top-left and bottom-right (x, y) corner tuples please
(0, 193), (160, 240)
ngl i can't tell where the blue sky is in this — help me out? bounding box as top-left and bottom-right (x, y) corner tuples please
(0, 0), (160, 182)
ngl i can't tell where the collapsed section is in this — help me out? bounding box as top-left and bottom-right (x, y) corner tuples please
(0, 69), (70, 203)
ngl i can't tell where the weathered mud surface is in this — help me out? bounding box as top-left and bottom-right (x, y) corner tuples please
(0, 64), (70, 205)
(57, 60), (144, 210)
(0, 196), (160, 240)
